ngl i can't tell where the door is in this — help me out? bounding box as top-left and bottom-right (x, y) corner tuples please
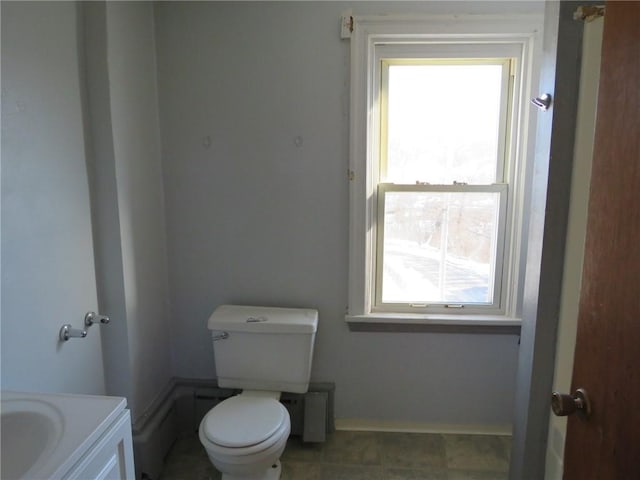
(562, 2), (640, 478)
(1, 2), (105, 394)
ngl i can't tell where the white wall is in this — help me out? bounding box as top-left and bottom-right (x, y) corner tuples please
(1, 1), (105, 395)
(104, 1), (173, 420)
(1, 0), (554, 431)
(83, 1), (173, 419)
(1, 1), (172, 421)
(155, 1), (544, 428)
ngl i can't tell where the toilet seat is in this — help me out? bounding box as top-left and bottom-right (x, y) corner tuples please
(201, 419), (289, 465)
(201, 395), (289, 455)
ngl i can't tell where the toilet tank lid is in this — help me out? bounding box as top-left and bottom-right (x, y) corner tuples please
(208, 305), (318, 334)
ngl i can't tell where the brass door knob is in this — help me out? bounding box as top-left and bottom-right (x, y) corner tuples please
(551, 388), (591, 417)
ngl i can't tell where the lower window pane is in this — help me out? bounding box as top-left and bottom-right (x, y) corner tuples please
(380, 191), (501, 305)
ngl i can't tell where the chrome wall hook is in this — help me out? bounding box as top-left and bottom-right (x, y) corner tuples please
(85, 311), (110, 327)
(59, 311), (110, 342)
(531, 93), (552, 111)
(59, 324), (87, 341)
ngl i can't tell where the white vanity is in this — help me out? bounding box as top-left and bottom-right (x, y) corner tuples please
(1, 391), (135, 479)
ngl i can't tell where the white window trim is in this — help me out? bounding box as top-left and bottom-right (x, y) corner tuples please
(347, 15), (544, 327)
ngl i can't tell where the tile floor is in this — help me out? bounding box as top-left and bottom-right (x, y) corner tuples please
(159, 431), (511, 480)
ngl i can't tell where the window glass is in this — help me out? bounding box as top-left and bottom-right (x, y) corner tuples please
(384, 62), (504, 184)
(380, 190), (502, 305)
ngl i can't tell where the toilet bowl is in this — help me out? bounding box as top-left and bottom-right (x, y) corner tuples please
(199, 391), (291, 480)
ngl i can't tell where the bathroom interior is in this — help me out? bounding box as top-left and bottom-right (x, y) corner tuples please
(2, 1), (629, 479)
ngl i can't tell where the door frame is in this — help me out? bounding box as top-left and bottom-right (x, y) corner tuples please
(509, 2), (599, 478)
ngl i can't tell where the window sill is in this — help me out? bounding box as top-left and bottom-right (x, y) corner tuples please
(345, 313), (521, 334)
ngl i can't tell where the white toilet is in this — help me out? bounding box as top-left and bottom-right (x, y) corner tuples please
(199, 305), (318, 480)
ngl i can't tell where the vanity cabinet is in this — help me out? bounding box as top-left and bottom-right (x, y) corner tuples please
(1, 391), (135, 480)
(64, 410), (135, 480)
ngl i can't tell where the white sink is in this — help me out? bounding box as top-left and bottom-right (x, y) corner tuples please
(1, 399), (64, 479)
(1, 391), (126, 479)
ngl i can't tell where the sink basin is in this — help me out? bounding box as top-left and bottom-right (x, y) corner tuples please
(1, 399), (64, 479)
(1, 391), (126, 479)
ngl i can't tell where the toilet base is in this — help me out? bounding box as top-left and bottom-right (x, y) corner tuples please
(220, 460), (281, 480)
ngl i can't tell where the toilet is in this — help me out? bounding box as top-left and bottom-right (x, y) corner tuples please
(199, 305), (318, 480)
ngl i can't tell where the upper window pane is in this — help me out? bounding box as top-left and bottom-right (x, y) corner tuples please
(384, 61), (505, 185)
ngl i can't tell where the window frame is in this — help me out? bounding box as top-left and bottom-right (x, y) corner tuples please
(347, 15), (544, 327)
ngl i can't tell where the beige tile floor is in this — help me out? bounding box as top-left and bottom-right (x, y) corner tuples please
(159, 431), (511, 480)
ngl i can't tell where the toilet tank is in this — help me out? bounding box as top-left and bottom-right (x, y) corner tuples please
(208, 305), (318, 394)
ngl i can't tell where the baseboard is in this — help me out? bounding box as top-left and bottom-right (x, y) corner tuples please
(132, 386), (178, 480)
(131, 378), (221, 479)
(132, 378), (177, 435)
(335, 418), (512, 436)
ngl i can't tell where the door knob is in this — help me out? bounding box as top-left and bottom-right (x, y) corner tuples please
(551, 388), (591, 417)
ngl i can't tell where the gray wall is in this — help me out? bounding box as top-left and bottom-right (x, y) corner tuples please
(104, 1), (172, 419)
(1, 0), (552, 431)
(84, 1), (173, 419)
(155, 1), (544, 427)
(1, 1), (105, 395)
(1, 1), (173, 421)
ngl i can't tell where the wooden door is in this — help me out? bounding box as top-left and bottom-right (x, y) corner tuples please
(563, 2), (640, 478)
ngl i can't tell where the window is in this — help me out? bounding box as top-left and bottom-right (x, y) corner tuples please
(347, 16), (543, 325)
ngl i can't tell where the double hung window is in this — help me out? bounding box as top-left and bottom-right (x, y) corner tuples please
(348, 17), (542, 324)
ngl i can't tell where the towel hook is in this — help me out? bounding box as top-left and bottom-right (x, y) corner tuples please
(85, 311), (110, 326)
(531, 93), (552, 111)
